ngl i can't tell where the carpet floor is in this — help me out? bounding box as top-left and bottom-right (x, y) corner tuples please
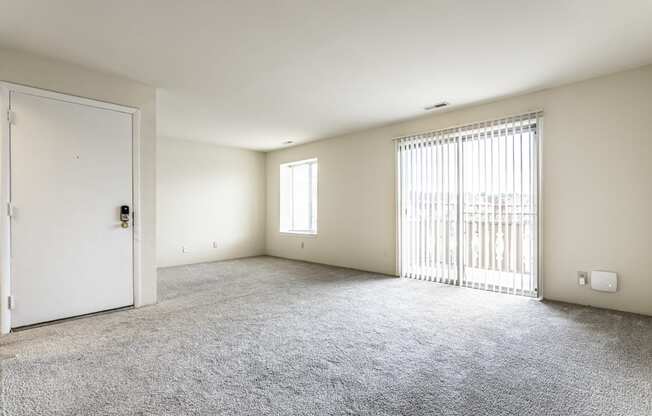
(0, 256), (650, 415)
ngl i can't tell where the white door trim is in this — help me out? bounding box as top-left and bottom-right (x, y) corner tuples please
(0, 81), (143, 334)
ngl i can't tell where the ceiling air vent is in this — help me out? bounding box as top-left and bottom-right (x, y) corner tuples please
(424, 102), (449, 111)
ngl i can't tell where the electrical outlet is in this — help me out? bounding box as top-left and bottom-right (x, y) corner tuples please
(182, 246), (190, 253)
(577, 271), (588, 286)
(212, 241), (218, 249)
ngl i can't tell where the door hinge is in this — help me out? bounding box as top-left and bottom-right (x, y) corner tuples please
(6, 202), (14, 218)
(7, 295), (14, 310)
(7, 110), (15, 125)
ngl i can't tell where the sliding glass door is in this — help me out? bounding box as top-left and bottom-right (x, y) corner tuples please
(396, 112), (541, 297)
(397, 130), (460, 285)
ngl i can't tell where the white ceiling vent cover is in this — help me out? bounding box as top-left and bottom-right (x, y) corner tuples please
(590, 271), (618, 293)
(424, 102), (449, 111)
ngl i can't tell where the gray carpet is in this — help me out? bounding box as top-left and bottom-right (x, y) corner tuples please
(0, 256), (650, 415)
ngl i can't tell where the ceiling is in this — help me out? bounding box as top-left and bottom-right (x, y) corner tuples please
(1, 1), (651, 151)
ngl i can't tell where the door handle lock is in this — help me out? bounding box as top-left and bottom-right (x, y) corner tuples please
(120, 205), (130, 229)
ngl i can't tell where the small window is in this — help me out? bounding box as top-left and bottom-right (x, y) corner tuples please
(280, 158), (318, 234)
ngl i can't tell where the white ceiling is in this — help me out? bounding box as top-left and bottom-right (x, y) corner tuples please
(1, 1), (651, 151)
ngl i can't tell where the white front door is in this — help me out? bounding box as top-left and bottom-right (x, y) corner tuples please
(10, 91), (134, 328)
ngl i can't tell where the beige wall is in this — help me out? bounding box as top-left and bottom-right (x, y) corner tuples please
(157, 138), (265, 267)
(266, 65), (652, 316)
(0, 47), (158, 313)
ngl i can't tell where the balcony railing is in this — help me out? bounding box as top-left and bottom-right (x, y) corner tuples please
(401, 195), (537, 296)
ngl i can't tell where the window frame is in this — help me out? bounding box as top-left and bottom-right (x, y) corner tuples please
(279, 158), (318, 236)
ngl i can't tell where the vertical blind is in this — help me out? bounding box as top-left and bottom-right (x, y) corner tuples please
(396, 111), (541, 297)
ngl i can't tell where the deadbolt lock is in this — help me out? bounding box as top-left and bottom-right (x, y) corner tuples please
(120, 205), (130, 229)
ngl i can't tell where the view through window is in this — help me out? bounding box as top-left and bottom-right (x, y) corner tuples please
(280, 158), (318, 234)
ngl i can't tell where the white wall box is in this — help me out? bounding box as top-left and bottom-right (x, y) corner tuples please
(590, 271), (618, 293)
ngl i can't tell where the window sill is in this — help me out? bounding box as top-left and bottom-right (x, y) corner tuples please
(280, 231), (318, 238)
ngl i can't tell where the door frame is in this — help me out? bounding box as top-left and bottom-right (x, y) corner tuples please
(0, 81), (143, 334)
